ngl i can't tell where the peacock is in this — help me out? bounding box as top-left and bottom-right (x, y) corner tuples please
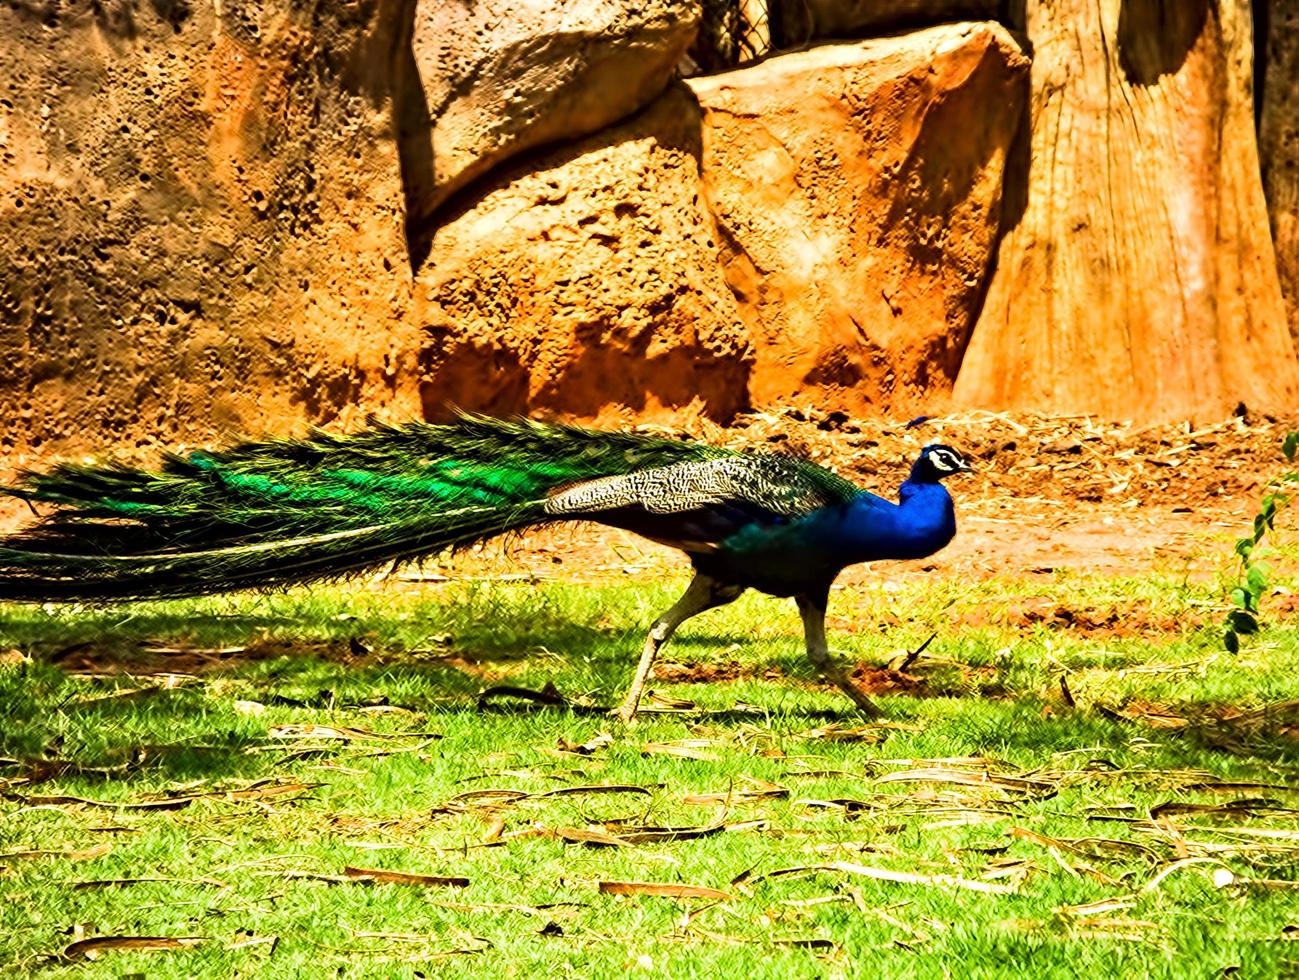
(0, 415), (970, 721)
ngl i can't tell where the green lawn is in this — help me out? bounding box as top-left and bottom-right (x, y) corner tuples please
(3, 570), (1299, 977)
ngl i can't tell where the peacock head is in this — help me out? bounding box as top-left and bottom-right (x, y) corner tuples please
(908, 444), (972, 484)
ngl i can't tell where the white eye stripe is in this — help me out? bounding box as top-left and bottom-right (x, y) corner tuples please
(929, 449), (963, 472)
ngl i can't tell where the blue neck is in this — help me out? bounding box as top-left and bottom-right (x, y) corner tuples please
(907, 458), (945, 484)
(831, 481), (956, 565)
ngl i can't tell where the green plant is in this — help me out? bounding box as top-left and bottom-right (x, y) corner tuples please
(1224, 430), (1299, 652)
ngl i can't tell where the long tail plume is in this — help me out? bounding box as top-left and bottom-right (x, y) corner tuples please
(0, 415), (719, 602)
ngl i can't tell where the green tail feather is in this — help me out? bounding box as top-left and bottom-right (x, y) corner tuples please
(0, 415), (723, 602)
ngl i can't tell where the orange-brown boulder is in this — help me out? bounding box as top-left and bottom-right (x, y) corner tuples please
(688, 22), (1028, 415)
(415, 90), (752, 423)
(401, 0), (700, 236)
(417, 22), (1029, 421)
(0, 0), (420, 463)
(955, 0), (1299, 421)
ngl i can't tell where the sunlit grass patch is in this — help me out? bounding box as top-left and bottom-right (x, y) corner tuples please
(2, 571), (1299, 976)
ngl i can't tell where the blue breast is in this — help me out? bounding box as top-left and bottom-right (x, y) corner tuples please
(703, 482), (956, 596)
(843, 482), (956, 562)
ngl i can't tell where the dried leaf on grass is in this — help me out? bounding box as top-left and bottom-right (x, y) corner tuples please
(1231, 877), (1299, 891)
(1176, 825), (1299, 842)
(0, 844), (111, 863)
(538, 784), (652, 799)
(268, 724), (437, 742)
(5, 779), (318, 812)
(1098, 704), (1189, 729)
(640, 741), (721, 762)
(551, 827), (633, 847)
(877, 768), (1056, 800)
(796, 723), (891, 743)
(553, 816), (761, 847)
(1139, 857), (1237, 894)
(267, 868), (469, 887)
(598, 880), (735, 901)
(1211, 700), (1299, 728)
(139, 641), (248, 656)
(217, 780), (321, 803)
(268, 871), (361, 884)
(0, 648), (27, 668)
(1150, 798), (1295, 820)
(683, 777), (788, 806)
(1056, 896), (1138, 917)
(796, 798), (876, 817)
(876, 756), (1012, 769)
(554, 733), (613, 756)
(446, 789), (531, 806)
(1185, 780), (1299, 793)
(829, 860), (1018, 895)
(643, 692), (699, 712)
(75, 679), (200, 706)
(747, 861), (1017, 895)
(435, 784), (657, 820)
(75, 876), (226, 890)
(431, 900), (589, 919)
(227, 934), (279, 952)
(1009, 827), (1160, 865)
(477, 684), (602, 714)
(343, 866), (470, 888)
(64, 936), (205, 960)
(1067, 918), (1165, 942)
(7, 793), (192, 811)
(773, 937), (837, 950)
(606, 819), (748, 844)
(481, 815), (506, 843)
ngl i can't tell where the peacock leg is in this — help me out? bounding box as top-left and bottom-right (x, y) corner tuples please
(614, 575), (743, 724)
(796, 593), (881, 718)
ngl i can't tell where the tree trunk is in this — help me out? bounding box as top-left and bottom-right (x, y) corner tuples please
(1259, 0), (1299, 341)
(954, 0), (1298, 422)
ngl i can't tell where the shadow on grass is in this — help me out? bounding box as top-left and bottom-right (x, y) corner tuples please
(4, 588), (1299, 786)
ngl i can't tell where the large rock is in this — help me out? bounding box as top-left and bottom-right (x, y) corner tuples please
(1260, 0), (1299, 339)
(416, 23), (1028, 420)
(0, 0), (420, 462)
(955, 0), (1299, 421)
(689, 22), (1028, 415)
(416, 90), (752, 422)
(400, 0), (700, 240)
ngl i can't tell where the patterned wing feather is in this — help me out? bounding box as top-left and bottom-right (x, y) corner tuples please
(544, 455), (859, 521)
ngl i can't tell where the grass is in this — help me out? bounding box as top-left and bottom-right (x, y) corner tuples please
(3, 568), (1299, 977)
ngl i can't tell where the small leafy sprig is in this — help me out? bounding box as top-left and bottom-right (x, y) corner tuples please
(1225, 431), (1299, 652)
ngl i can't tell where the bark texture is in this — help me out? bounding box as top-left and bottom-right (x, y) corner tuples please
(954, 0), (1299, 420)
(1259, 0), (1299, 339)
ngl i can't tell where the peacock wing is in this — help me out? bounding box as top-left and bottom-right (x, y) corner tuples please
(541, 454), (861, 549)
